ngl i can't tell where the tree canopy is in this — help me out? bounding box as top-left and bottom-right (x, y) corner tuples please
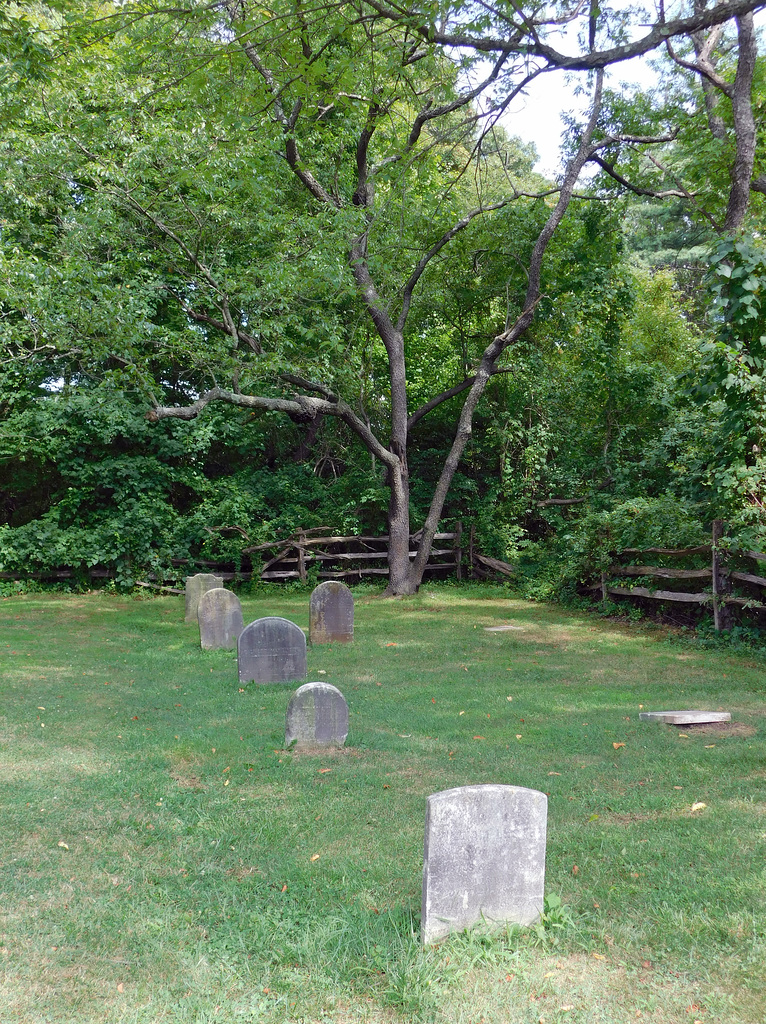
(2, 0), (766, 593)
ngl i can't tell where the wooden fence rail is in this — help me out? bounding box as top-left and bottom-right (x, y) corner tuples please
(0, 521), (513, 588)
(589, 519), (766, 629)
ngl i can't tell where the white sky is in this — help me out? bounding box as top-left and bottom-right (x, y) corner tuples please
(504, 61), (658, 176)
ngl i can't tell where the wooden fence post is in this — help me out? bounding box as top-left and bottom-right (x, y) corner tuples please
(711, 520), (732, 631)
(454, 521), (463, 582)
(297, 530), (307, 583)
(468, 524), (475, 579)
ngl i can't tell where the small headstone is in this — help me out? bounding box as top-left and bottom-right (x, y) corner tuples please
(238, 616), (307, 685)
(639, 710), (731, 725)
(285, 682), (349, 748)
(185, 573), (223, 623)
(421, 784), (547, 945)
(198, 588), (244, 650)
(309, 581), (354, 643)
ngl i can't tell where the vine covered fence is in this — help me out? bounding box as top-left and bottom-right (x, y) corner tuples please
(587, 520), (766, 630)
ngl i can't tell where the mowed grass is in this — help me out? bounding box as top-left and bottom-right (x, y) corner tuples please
(0, 585), (765, 1024)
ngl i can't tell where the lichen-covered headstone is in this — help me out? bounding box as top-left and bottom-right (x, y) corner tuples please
(309, 581), (354, 643)
(421, 784), (547, 945)
(197, 588), (244, 650)
(285, 681), (349, 748)
(238, 616), (307, 685)
(185, 573), (223, 623)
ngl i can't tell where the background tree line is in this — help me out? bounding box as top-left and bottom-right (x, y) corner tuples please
(2, 0), (766, 595)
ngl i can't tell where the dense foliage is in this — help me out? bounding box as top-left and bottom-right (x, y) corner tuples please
(2, 0), (766, 596)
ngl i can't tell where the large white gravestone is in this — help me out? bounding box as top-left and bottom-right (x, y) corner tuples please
(285, 682), (349, 748)
(309, 581), (354, 643)
(185, 573), (223, 623)
(238, 616), (307, 685)
(421, 784), (547, 945)
(197, 588), (244, 650)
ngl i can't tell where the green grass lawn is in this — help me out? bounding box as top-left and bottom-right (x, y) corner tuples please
(1, 585), (764, 1023)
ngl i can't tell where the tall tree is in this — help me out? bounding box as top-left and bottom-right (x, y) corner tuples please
(6, 0), (766, 592)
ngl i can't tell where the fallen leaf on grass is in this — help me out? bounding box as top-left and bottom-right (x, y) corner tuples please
(704, 744), (716, 748)
(281, 884), (287, 892)
(506, 696), (513, 701)
(459, 710), (465, 715)
(473, 735), (485, 740)
(561, 1007), (573, 1013)
(613, 742), (626, 750)
(691, 802), (707, 812)
(310, 853), (320, 862)
(516, 734), (522, 740)
(385, 643), (397, 647)
(572, 864), (579, 875)
(57, 841), (69, 850)
(318, 768), (332, 774)
(678, 733), (689, 738)
(591, 953), (606, 960)
(117, 983), (124, 993)
(548, 772), (561, 776)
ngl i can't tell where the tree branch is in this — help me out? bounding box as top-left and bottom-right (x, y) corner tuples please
(361, 0), (766, 70)
(590, 154), (691, 198)
(407, 367), (514, 432)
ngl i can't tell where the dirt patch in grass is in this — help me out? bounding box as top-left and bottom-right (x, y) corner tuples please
(285, 745), (364, 759)
(169, 754), (205, 790)
(674, 722), (756, 737)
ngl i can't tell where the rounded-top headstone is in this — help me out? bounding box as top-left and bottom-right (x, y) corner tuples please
(238, 616), (307, 685)
(185, 573), (224, 623)
(285, 681), (349, 748)
(309, 581), (354, 644)
(198, 588), (244, 650)
(421, 784), (547, 945)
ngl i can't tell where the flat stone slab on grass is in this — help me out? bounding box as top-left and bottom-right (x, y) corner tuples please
(185, 573), (223, 623)
(421, 784), (547, 945)
(238, 616), (307, 685)
(285, 681), (349, 748)
(639, 710), (731, 725)
(309, 581), (354, 644)
(198, 588), (244, 650)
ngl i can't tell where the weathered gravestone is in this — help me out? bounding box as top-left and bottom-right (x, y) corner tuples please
(639, 710), (731, 725)
(198, 588), (244, 651)
(185, 573), (223, 623)
(285, 681), (349, 748)
(238, 616), (307, 685)
(309, 581), (354, 644)
(421, 784), (547, 945)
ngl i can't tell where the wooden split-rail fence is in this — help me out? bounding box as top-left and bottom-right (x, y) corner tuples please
(0, 522), (514, 588)
(172, 522), (512, 584)
(590, 519), (766, 630)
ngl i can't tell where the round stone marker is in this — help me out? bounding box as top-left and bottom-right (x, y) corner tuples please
(285, 681), (349, 748)
(197, 588), (244, 650)
(309, 581), (354, 643)
(185, 573), (223, 623)
(238, 616), (307, 685)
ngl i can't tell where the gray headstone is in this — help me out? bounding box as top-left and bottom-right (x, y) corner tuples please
(238, 616), (307, 685)
(309, 581), (354, 643)
(639, 710), (731, 725)
(198, 588), (244, 650)
(285, 681), (349, 748)
(185, 573), (223, 623)
(422, 784), (547, 945)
